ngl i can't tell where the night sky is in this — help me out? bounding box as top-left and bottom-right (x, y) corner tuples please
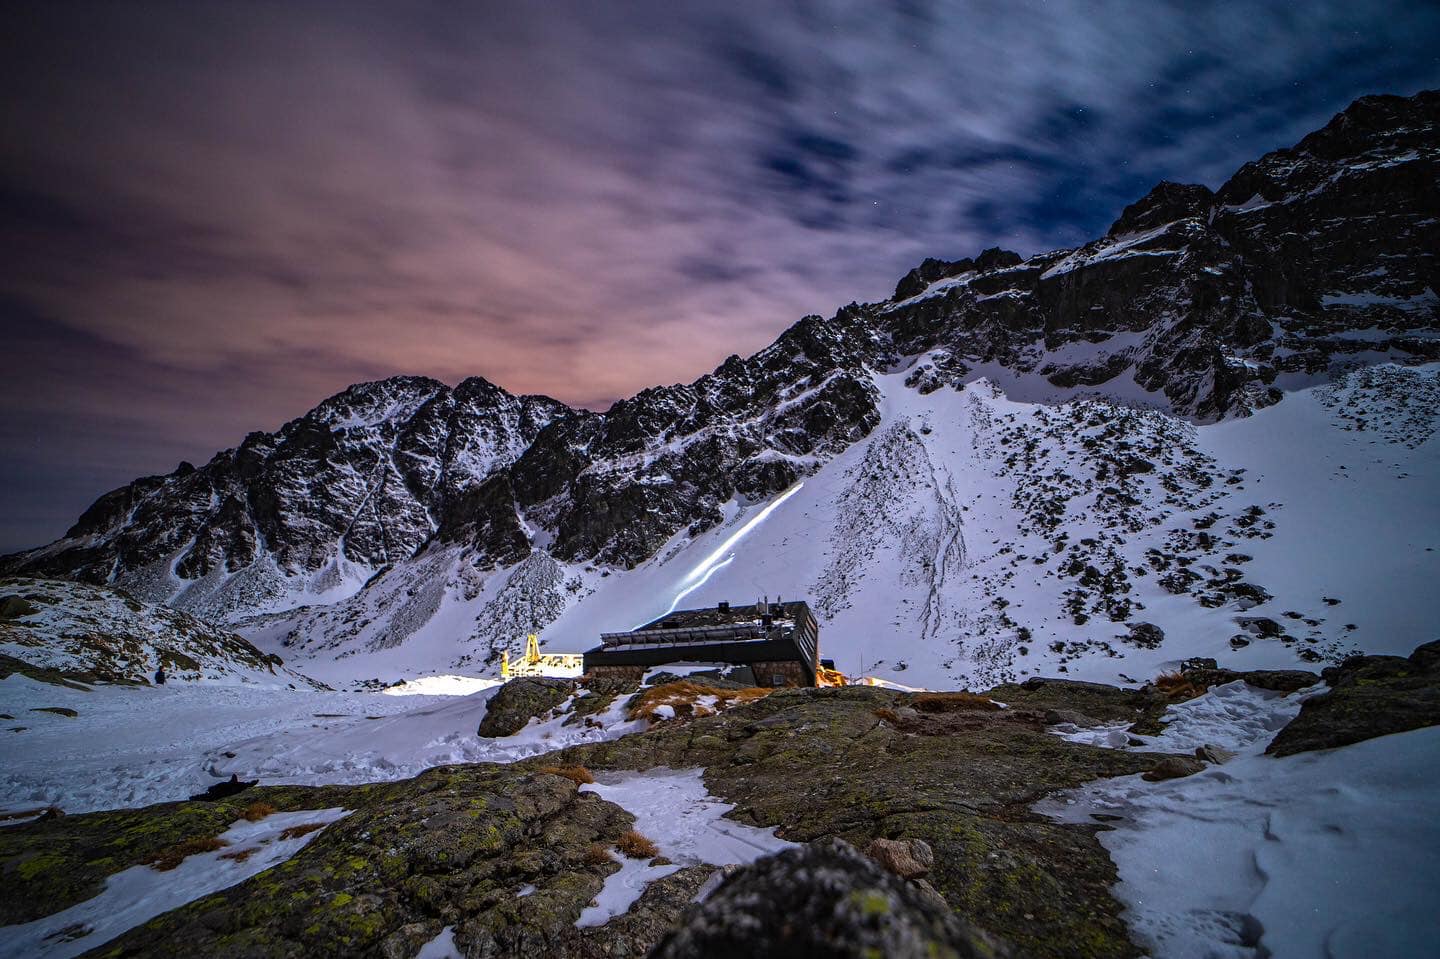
(2, 1), (1438, 553)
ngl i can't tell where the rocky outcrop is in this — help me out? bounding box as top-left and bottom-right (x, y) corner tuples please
(652, 838), (1008, 959)
(3, 677), (1229, 957)
(1266, 639), (1440, 756)
(476, 677), (576, 737)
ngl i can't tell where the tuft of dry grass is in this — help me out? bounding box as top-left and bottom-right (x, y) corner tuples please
(146, 836), (229, 871)
(872, 707), (901, 724)
(539, 765), (595, 785)
(278, 821), (327, 841)
(616, 830), (659, 859)
(241, 801), (276, 822)
(583, 843), (614, 866)
(218, 847), (258, 864)
(912, 691), (1001, 713)
(626, 680), (773, 722)
(1154, 671), (1208, 701)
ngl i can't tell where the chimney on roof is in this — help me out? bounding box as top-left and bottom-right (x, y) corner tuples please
(757, 596), (769, 615)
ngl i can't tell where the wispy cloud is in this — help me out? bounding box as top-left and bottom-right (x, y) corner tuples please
(1, 0), (1437, 550)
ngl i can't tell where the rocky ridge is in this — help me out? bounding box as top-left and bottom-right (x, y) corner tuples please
(0, 576), (323, 688)
(2, 90), (1436, 669)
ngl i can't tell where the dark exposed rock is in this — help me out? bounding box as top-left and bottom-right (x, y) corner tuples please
(477, 677), (575, 737)
(652, 839), (1009, 959)
(188, 774), (257, 801)
(1123, 622), (1165, 649)
(1107, 181), (1215, 236)
(1182, 667), (1319, 693)
(1267, 640), (1440, 756)
(1142, 756), (1206, 782)
(895, 256), (976, 300)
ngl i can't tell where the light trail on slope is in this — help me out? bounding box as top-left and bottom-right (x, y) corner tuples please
(653, 482), (805, 620)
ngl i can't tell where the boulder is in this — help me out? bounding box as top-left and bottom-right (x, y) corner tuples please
(1267, 640), (1440, 756)
(477, 677), (575, 738)
(1142, 757), (1206, 782)
(1125, 623), (1166, 650)
(651, 838), (1009, 959)
(1195, 744), (1237, 764)
(864, 837), (935, 879)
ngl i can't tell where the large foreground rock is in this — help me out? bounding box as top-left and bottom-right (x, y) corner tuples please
(1266, 640), (1440, 756)
(651, 838), (1008, 959)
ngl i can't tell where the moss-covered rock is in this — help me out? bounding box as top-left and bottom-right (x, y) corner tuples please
(477, 677), (575, 737)
(2, 675), (1254, 957)
(552, 684), (1184, 958)
(653, 838), (1008, 958)
(1267, 639), (1440, 756)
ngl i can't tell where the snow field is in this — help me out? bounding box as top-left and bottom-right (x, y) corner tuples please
(0, 678), (642, 815)
(1040, 682), (1440, 958)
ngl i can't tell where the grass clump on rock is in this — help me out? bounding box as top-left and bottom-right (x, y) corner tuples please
(1153, 671), (1207, 701)
(616, 830), (659, 859)
(539, 765), (595, 785)
(241, 801), (276, 821)
(145, 835), (229, 871)
(626, 680), (772, 722)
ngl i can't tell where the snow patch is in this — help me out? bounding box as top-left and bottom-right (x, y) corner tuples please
(576, 767), (795, 926)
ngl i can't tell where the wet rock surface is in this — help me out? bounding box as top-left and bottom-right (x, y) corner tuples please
(1266, 639), (1440, 756)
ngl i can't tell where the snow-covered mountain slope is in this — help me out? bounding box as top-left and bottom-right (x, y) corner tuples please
(0, 577), (324, 688)
(1, 377), (571, 622)
(238, 361), (1439, 690)
(4, 91), (1437, 687)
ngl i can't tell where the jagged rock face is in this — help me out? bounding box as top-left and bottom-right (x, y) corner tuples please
(4, 91), (1437, 622)
(882, 90), (1438, 419)
(2, 376), (571, 616)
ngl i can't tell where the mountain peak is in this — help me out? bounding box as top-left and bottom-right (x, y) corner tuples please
(1107, 181), (1214, 236)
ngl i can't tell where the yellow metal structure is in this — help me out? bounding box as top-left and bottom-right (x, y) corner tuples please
(501, 633), (584, 679)
(816, 665), (848, 687)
